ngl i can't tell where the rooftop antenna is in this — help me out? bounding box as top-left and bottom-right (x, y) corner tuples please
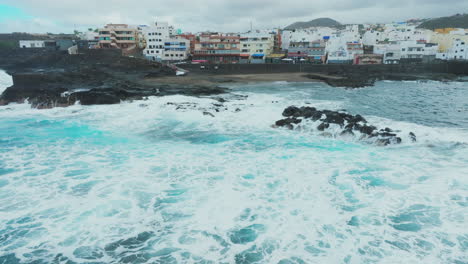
(250, 21), (253, 32)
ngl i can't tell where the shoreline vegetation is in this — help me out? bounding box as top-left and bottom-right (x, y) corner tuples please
(1, 49), (467, 109)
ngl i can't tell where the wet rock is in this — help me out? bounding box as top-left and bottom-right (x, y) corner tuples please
(275, 105), (415, 146)
(360, 125), (377, 135)
(203, 112), (215, 117)
(323, 112), (345, 126)
(375, 138), (391, 146)
(350, 114), (367, 123)
(0, 52), (228, 108)
(299, 106), (317, 118)
(379, 132), (397, 137)
(317, 123), (330, 131)
(275, 117), (302, 129)
(282, 106), (301, 117)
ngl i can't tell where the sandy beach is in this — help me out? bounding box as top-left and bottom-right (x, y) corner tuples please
(143, 72), (322, 86)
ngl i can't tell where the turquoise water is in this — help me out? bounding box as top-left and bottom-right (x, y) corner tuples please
(0, 71), (467, 263)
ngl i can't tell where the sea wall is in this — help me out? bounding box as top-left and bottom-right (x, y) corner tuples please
(181, 62), (468, 75)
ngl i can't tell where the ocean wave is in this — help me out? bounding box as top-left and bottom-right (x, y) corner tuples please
(1, 72), (468, 263)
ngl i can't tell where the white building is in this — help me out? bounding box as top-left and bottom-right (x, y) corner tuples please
(142, 21), (171, 61)
(162, 37), (190, 61)
(437, 39), (468, 60)
(141, 22), (190, 62)
(400, 40), (438, 60)
(281, 27), (335, 50)
(374, 43), (402, 64)
(19, 40), (45, 48)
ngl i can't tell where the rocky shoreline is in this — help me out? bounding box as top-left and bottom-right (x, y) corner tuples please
(1, 50), (467, 108)
(275, 106), (417, 146)
(0, 50), (228, 108)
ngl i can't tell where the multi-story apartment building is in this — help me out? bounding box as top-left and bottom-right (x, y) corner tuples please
(437, 39), (468, 60)
(141, 22), (170, 61)
(140, 22), (190, 62)
(239, 32), (275, 63)
(192, 33), (240, 63)
(177, 33), (197, 54)
(98, 24), (138, 50)
(399, 40), (439, 63)
(287, 40), (326, 63)
(374, 43), (402, 64)
(162, 37), (190, 61)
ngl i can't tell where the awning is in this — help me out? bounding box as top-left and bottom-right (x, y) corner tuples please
(266, 54), (285, 58)
(252, 53), (264, 57)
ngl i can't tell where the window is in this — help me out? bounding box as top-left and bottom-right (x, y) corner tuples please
(402, 48), (405, 51)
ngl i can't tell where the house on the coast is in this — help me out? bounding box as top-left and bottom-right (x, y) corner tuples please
(437, 39), (468, 60)
(192, 33), (241, 63)
(239, 31), (275, 63)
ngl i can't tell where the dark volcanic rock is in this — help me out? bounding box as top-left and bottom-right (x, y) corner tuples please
(275, 117), (302, 129)
(323, 112), (345, 126)
(0, 51), (228, 108)
(359, 125), (377, 135)
(282, 106), (301, 117)
(317, 122), (330, 131)
(275, 105), (414, 146)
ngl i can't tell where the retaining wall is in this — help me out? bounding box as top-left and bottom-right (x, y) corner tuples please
(181, 62), (468, 75)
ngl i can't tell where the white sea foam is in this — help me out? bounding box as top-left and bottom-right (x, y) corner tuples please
(0, 70), (13, 95)
(0, 73), (467, 263)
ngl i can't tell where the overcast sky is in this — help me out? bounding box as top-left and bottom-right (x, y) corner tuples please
(1, 0), (467, 33)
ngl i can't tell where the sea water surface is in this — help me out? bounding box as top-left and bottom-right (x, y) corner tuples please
(0, 70), (467, 264)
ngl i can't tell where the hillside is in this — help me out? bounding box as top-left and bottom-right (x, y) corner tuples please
(417, 13), (468, 30)
(285, 18), (341, 30)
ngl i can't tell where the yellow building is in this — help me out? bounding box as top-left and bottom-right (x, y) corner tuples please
(429, 29), (468, 52)
(434, 28), (456, 34)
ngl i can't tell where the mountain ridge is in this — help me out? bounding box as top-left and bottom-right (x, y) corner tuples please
(285, 18), (342, 30)
(417, 13), (468, 30)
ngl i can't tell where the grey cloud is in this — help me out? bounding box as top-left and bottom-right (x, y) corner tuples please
(2, 0), (468, 33)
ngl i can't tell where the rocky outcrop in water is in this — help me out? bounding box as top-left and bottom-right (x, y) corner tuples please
(305, 72), (460, 88)
(0, 50), (228, 108)
(275, 106), (416, 146)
